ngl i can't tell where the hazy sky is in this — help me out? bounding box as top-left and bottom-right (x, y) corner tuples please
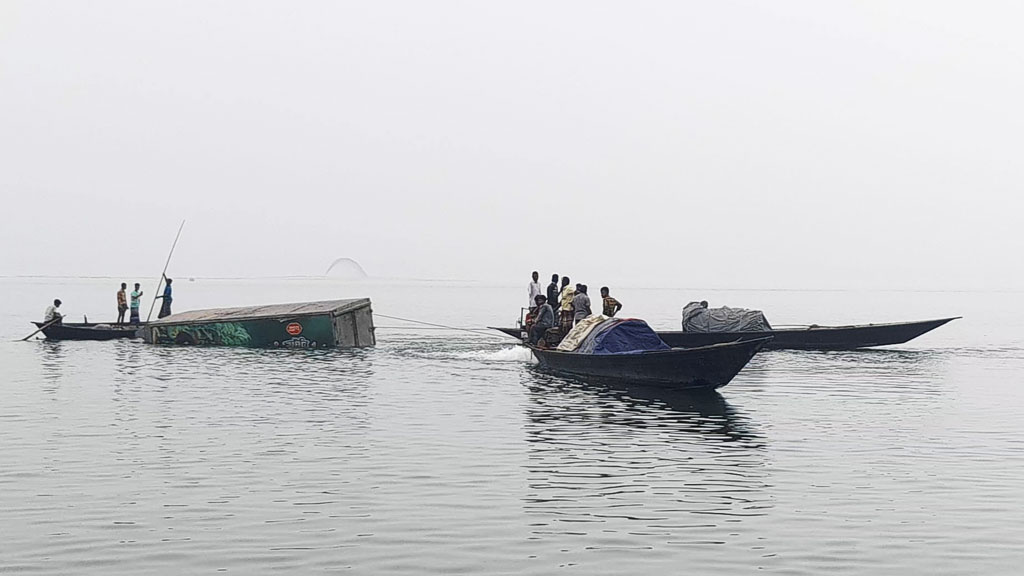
(2, 1), (1022, 289)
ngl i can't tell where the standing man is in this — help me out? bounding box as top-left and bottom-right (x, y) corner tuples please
(43, 299), (63, 325)
(546, 274), (560, 312)
(155, 277), (173, 318)
(529, 295), (555, 345)
(559, 277), (575, 333)
(528, 271), (543, 310)
(116, 283), (128, 325)
(601, 286), (622, 317)
(130, 283), (144, 325)
(572, 284), (592, 325)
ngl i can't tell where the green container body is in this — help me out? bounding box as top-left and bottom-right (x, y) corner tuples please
(150, 315), (336, 349)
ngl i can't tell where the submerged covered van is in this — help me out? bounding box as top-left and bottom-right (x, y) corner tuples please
(143, 298), (375, 349)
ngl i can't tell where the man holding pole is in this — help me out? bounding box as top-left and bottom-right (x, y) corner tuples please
(19, 299), (64, 340)
(43, 299), (63, 325)
(155, 277), (173, 319)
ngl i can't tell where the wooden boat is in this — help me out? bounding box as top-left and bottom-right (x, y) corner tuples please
(529, 337), (771, 390)
(31, 322), (143, 341)
(491, 326), (527, 339)
(495, 317), (958, 351)
(657, 317), (959, 350)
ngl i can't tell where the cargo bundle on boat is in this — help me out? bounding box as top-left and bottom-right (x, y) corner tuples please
(142, 298), (374, 349)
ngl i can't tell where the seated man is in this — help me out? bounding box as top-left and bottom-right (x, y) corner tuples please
(44, 299), (63, 325)
(529, 295), (555, 345)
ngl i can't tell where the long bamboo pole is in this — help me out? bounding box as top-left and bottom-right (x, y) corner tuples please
(18, 316), (63, 341)
(146, 220), (186, 323)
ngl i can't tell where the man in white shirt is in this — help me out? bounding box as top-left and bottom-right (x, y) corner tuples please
(43, 299), (63, 324)
(528, 271), (543, 309)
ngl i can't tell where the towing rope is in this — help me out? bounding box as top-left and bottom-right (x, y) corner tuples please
(374, 313), (509, 339)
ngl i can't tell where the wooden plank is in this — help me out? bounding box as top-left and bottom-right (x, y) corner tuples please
(354, 307), (375, 347)
(336, 313), (357, 347)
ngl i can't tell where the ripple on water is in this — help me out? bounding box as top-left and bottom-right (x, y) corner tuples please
(2, 329), (1024, 575)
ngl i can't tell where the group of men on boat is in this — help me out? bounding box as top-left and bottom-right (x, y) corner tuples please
(525, 271), (623, 346)
(42, 276), (175, 326)
(115, 282), (145, 325)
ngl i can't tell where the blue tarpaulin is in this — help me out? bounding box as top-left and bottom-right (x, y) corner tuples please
(591, 320), (670, 355)
(576, 318), (627, 354)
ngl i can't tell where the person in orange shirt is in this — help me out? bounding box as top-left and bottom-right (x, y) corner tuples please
(116, 283), (128, 325)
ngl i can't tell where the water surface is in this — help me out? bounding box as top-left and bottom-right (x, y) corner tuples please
(1, 278), (1022, 574)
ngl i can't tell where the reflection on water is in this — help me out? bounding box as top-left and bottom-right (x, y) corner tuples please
(522, 373), (771, 558)
(36, 340), (66, 393)
(3, 340), (386, 576)
(112, 338), (145, 377)
(526, 375), (762, 443)
(761, 348), (950, 404)
(4, 295), (1024, 575)
(771, 347), (944, 370)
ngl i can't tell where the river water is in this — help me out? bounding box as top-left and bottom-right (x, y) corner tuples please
(1, 277), (1022, 574)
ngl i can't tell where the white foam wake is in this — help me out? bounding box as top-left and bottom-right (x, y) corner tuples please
(453, 346), (536, 363)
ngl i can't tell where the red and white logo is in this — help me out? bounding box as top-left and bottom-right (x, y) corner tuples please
(286, 322), (303, 336)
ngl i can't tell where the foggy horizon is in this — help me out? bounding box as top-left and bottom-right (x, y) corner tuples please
(3, 1), (1022, 291)
(4, 4), (1024, 573)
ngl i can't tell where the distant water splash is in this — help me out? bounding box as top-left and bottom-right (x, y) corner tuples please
(379, 332), (536, 364)
(449, 345), (535, 362)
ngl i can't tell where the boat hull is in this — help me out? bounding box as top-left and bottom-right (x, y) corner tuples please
(496, 317), (958, 351)
(530, 338), (769, 390)
(489, 326), (524, 339)
(32, 322), (142, 341)
(657, 317), (958, 350)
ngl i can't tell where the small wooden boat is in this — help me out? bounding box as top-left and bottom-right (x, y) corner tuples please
(529, 337), (771, 390)
(495, 317), (958, 351)
(31, 322), (143, 341)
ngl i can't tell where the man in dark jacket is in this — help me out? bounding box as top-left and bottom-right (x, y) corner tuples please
(546, 274), (560, 313)
(529, 295), (555, 345)
(571, 284), (592, 325)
